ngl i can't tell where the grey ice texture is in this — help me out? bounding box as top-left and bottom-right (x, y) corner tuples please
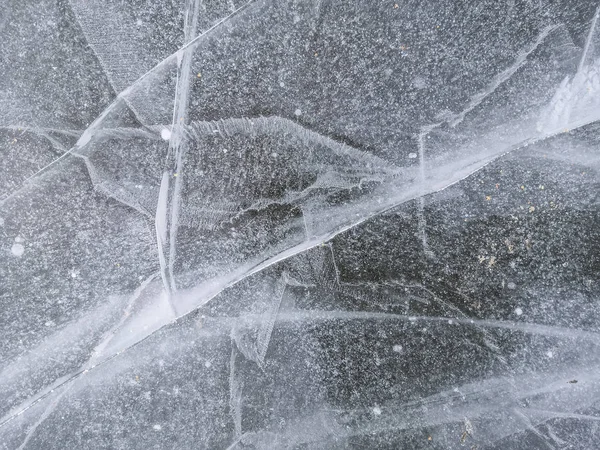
(1, 1), (600, 449)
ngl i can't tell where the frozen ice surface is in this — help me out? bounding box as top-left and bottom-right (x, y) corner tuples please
(1, 0), (600, 449)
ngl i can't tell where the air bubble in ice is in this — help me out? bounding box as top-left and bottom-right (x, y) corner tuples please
(11, 243), (25, 257)
(161, 128), (172, 140)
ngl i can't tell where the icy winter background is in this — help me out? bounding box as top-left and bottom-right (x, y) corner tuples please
(1, 0), (600, 448)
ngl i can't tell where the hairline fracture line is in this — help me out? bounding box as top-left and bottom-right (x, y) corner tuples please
(76, 0), (257, 149)
(7, 272), (159, 446)
(0, 0), (258, 209)
(415, 23), (558, 258)
(578, 5), (600, 75)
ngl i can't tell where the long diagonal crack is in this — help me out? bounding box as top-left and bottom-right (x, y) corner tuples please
(3, 4), (600, 438)
(2, 111), (600, 432)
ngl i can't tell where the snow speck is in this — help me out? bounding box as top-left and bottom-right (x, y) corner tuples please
(14, 236), (24, 243)
(408, 152), (417, 159)
(294, 108), (302, 116)
(204, 360), (212, 368)
(514, 307), (523, 316)
(372, 406), (382, 415)
(0, 217), (4, 226)
(413, 76), (428, 89)
(11, 243), (25, 257)
(136, 19), (143, 26)
(152, 424), (162, 431)
(279, 81), (285, 87)
(392, 344), (403, 353)
(546, 350), (554, 358)
(507, 282), (516, 290)
(160, 128), (172, 140)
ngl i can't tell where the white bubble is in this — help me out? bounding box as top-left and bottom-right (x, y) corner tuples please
(0, 217), (4, 226)
(546, 350), (554, 358)
(392, 344), (403, 353)
(507, 282), (516, 290)
(279, 81), (285, 87)
(152, 424), (162, 431)
(136, 19), (143, 26)
(294, 108), (302, 116)
(11, 243), (24, 257)
(372, 406), (382, 415)
(514, 307), (523, 316)
(14, 236), (24, 243)
(408, 152), (417, 159)
(160, 128), (172, 140)
(204, 360), (212, 368)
